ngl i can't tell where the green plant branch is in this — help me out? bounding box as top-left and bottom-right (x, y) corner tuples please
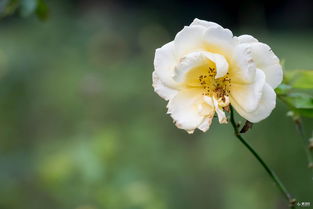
(277, 93), (313, 174)
(229, 106), (296, 208)
(294, 119), (313, 171)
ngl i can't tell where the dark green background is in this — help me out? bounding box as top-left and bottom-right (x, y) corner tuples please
(0, 1), (312, 209)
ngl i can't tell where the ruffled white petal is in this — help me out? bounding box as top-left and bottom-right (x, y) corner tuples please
(230, 44), (256, 84)
(154, 41), (179, 88)
(197, 97), (215, 132)
(174, 23), (235, 60)
(237, 35), (283, 88)
(238, 35), (258, 44)
(203, 96), (214, 107)
(190, 18), (222, 29)
(167, 89), (204, 133)
(231, 83), (276, 123)
(213, 97), (227, 123)
(230, 69), (265, 112)
(248, 43), (282, 88)
(173, 51), (229, 83)
(212, 53), (229, 79)
(174, 25), (207, 58)
(152, 72), (178, 101)
(198, 117), (213, 132)
(198, 99), (214, 116)
(203, 26), (235, 56)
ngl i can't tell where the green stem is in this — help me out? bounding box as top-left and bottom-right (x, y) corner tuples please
(294, 119), (313, 171)
(229, 106), (296, 208)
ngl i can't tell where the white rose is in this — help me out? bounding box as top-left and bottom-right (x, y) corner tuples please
(153, 18), (283, 134)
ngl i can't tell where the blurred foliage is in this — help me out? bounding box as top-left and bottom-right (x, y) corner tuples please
(0, 2), (312, 209)
(0, 0), (48, 20)
(277, 70), (313, 118)
(284, 70), (313, 89)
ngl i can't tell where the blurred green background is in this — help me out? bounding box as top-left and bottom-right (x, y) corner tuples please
(0, 1), (312, 209)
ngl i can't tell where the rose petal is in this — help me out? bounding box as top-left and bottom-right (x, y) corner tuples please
(174, 25), (207, 58)
(203, 25), (236, 56)
(154, 41), (179, 88)
(173, 51), (229, 84)
(167, 89), (204, 133)
(249, 43), (282, 88)
(152, 72), (178, 101)
(190, 18), (222, 29)
(213, 97), (228, 124)
(231, 83), (276, 123)
(238, 35), (283, 88)
(230, 44), (256, 84)
(238, 34), (258, 44)
(198, 117), (213, 132)
(230, 69), (265, 112)
(174, 24), (235, 59)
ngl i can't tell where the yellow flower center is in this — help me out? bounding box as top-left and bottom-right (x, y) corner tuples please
(184, 61), (231, 100)
(198, 68), (231, 98)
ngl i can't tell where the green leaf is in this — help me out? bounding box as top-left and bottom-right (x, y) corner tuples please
(280, 92), (313, 118)
(275, 83), (292, 95)
(284, 70), (313, 89)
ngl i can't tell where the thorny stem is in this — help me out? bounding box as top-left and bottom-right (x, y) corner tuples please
(229, 106), (296, 208)
(294, 119), (313, 172)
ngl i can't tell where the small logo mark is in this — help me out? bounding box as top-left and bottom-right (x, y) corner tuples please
(297, 202), (311, 207)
